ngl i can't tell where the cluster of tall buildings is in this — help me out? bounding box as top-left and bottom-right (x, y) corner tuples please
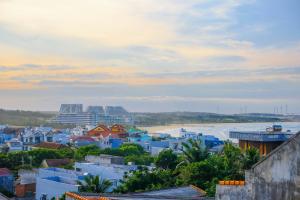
(53, 104), (133, 126)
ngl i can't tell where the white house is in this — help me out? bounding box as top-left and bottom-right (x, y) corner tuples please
(20, 128), (54, 150)
(75, 156), (138, 190)
(6, 138), (23, 152)
(36, 168), (85, 200)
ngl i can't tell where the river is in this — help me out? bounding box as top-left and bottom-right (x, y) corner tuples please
(141, 122), (300, 140)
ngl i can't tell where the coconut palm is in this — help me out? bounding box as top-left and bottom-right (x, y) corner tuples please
(78, 175), (112, 193)
(180, 139), (209, 165)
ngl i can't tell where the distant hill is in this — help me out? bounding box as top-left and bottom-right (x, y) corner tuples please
(132, 112), (291, 126)
(0, 109), (55, 127)
(0, 108), (298, 127)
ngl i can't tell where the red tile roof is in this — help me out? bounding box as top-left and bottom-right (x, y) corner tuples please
(32, 142), (68, 149)
(71, 136), (96, 142)
(0, 168), (11, 176)
(43, 158), (71, 167)
(110, 124), (126, 134)
(87, 125), (111, 138)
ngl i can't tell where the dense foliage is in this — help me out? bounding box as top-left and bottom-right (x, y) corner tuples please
(115, 142), (260, 197)
(0, 141), (260, 197)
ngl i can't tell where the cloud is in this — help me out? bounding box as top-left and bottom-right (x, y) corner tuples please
(0, 0), (299, 112)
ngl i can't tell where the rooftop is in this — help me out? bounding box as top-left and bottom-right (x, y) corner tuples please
(229, 131), (293, 142)
(66, 185), (208, 200)
(33, 142), (68, 149)
(0, 168), (12, 176)
(43, 158), (71, 167)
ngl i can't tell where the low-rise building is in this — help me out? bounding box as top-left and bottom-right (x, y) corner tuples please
(36, 168), (86, 200)
(52, 130), (71, 145)
(85, 155), (124, 165)
(0, 168), (13, 193)
(15, 169), (37, 198)
(75, 156), (138, 190)
(229, 125), (293, 156)
(6, 138), (23, 152)
(20, 128), (54, 150)
(70, 136), (97, 147)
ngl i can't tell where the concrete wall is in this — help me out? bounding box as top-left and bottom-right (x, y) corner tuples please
(250, 133), (300, 200)
(216, 132), (300, 200)
(215, 185), (251, 200)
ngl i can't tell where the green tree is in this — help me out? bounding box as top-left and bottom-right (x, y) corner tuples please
(119, 143), (144, 156)
(125, 154), (154, 166)
(242, 147), (260, 170)
(78, 175), (112, 193)
(181, 139), (208, 164)
(0, 153), (9, 168)
(116, 167), (176, 193)
(57, 148), (75, 159)
(28, 149), (62, 166)
(222, 142), (244, 179)
(74, 145), (101, 161)
(155, 149), (178, 170)
(7, 151), (30, 169)
(177, 155), (226, 197)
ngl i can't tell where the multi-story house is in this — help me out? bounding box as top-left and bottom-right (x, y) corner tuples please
(20, 127), (54, 150)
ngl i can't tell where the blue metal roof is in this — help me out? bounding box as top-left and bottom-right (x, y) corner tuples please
(229, 131), (293, 142)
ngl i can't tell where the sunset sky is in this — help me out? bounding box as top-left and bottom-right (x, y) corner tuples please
(0, 0), (299, 113)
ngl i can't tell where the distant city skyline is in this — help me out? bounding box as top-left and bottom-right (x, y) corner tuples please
(0, 0), (299, 113)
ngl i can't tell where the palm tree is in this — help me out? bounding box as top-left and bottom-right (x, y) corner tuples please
(78, 175), (112, 193)
(182, 138), (209, 163)
(176, 139), (209, 168)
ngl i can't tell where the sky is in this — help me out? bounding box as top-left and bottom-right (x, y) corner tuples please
(0, 0), (299, 113)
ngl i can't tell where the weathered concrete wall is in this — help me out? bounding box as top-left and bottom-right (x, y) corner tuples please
(216, 132), (300, 200)
(215, 185), (251, 200)
(250, 133), (300, 200)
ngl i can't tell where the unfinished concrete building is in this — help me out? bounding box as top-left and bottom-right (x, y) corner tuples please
(216, 131), (300, 200)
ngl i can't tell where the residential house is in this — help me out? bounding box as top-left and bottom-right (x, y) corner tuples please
(0, 127), (23, 144)
(70, 126), (86, 136)
(87, 125), (124, 148)
(36, 168), (86, 200)
(0, 168), (13, 193)
(127, 128), (151, 143)
(110, 124), (128, 139)
(15, 169), (37, 198)
(229, 125), (293, 156)
(52, 130), (71, 145)
(20, 128), (54, 150)
(75, 155), (138, 190)
(86, 125), (111, 138)
(70, 136), (97, 147)
(6, 138), (23, 152)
